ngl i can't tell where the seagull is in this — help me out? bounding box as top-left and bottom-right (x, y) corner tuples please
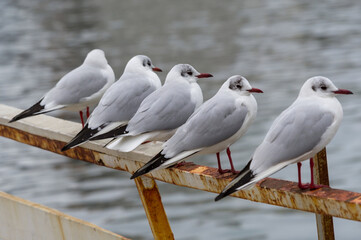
(9, 49), (115, 127)
(61, 55), (162, 151)
(131, 75), (263, 179)
(103, 64), (213, 152)
(215, 76), (353, 201)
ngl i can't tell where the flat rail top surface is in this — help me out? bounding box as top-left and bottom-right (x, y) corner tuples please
(1, 104), (360, 222)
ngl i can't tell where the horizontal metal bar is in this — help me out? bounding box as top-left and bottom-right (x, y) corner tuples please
(1, 104), (361, 222)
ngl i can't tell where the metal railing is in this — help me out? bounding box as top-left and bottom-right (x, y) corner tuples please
(1, 104), (360, 240)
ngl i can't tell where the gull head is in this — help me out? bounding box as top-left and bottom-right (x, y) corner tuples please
(300, 76), (353, 98)
(84, 49), (108, 68)
(165, 64), (213, 83)
(125, 55), (162, 73)
(223, 75), (263, 95)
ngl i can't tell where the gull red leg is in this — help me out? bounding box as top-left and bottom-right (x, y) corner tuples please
(298, 158), (324, 190)
(217, 152), (225, 174)
(297, 162), (310, 189)
(79, 110), (85, 128)
(226, 147), (237, 174)
(86, 106), (90, 119)
(297, 162), (302, 188)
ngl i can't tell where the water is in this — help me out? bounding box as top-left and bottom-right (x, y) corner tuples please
(1, 0), (361, 239)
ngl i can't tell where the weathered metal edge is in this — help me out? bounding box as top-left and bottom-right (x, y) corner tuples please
(1, 104), (360, 222)
(0, 191), (130, 240)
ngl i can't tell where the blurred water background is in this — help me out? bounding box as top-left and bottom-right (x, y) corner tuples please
(1, 0), (361, 239)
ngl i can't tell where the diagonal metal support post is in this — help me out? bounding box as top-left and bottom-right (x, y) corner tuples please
(313, 148), (335, 240)
(134, 176), (174, 240)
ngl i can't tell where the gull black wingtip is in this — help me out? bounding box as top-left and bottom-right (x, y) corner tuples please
(8, 117), (17, 123)
(130, 171), (142, 180)
(215, 193), (226, 201)
(61, 124), (99, 152)
(130, 151), (167, 180)
(214, 192), (229, 202)
(61, 137), (81, 152)
(9, 99), (45, 123)
(61, 144), (71, 152)
(214, 186), (238, 202)
(129, 159), (159, 179)
(215, 160), (254, 202)
(9, 111), (34, 123)
(90, 125), (128, 141)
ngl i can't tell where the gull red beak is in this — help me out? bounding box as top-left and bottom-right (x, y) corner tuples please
(152, 67), (162, 72)
(333, 89), (353, 95)
(247, 88), (263, 93)
(196, 73), (213, 78)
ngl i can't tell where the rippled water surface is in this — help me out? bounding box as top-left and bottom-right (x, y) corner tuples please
(1, 0), (361, 239)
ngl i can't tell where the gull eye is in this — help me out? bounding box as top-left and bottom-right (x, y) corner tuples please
(320, 84), (327, 90)
(187, 71), (193, 76)
(147, 61), (151, 66)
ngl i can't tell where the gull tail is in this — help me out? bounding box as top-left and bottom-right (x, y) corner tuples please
(106, 133), (154, 152)
(131, 151), (169, 179)
(9, 99), (45, 123)
(215, 160), (255, 201)
(61, 123), (103, 151)
(90, 124), (128, 140)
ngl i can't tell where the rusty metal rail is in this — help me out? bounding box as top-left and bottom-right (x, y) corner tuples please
(1, 104), (361, 239)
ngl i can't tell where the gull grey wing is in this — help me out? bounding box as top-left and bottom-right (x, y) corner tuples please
(88, 75), (155, 128)
(251, 103), (334, 174)
(164, 94), (248, 155)
(127, 83), (195, 134)
(43, 66), (107, 105)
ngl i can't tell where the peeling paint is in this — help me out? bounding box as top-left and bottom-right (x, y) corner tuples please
(134, 177), (174, 240)
(1, 118), (361, 224)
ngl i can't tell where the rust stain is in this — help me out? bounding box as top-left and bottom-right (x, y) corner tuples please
(350, 196), (361, 204)
(173, 161), (197, 171)
(0, 125), (123, 169)
(97, 159), (105, 166)
(56, 215), (66, 240)
(2, 124), (361, 222)
(134, 177), (174, 240)
(174, 163), (237, 180)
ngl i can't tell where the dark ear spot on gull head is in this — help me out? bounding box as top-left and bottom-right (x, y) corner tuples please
(178, 64), (212, 78)
(180, 64), (195, 77)
(228, 75), (244, 90)
(311, 78), (329, 92)
(142, 58), (152, 67)
(141, 56), (162, 72)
